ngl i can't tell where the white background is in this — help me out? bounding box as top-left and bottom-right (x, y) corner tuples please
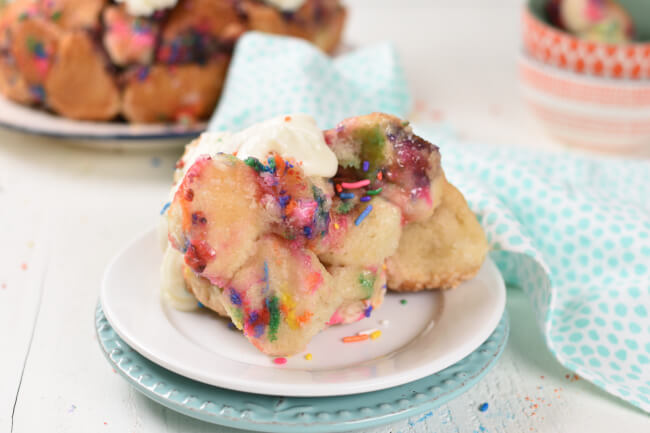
(1, 1), (648, 432)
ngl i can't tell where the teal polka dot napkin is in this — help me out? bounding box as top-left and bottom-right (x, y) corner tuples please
(418, 125), (650, 413)
(208, 32), (411, 131)
(208, 33), (649, 413)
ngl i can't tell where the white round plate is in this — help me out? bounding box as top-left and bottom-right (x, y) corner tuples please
(100, 228), (506, 397)
(0, 96), (203, 149)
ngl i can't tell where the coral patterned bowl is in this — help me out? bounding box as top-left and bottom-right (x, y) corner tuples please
(523, 0), (650, 79)
(519, 53), (650, 152)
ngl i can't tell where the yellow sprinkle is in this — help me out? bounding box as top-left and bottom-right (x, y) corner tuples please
(334, 223), (339, 230)
(305, 353), (313, 361)
(382, 263), (387, 270)
(370, 330), (382, 340)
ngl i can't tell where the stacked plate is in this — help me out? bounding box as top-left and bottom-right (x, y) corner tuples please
(97, 228), (509, 432)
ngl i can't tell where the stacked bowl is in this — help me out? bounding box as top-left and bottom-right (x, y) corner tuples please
(520, 0), (650, 152)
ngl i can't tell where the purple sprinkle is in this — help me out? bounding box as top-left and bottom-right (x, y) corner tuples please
(249, 311), (259, 323)
(354, 205), (373, 226)
(230, 289), (242, 305)
(137, 66), (149, 82)
(254, 324), (265, 338)
(362, 161), (369, 172)
(339, 192), (355, 200)
(360, 196), (371, 202)
(364, 305), (373, 317)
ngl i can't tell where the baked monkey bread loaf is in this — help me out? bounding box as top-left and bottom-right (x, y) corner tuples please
(0, 0), (345, 122)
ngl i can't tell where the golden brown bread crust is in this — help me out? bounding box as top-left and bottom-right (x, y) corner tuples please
(386, 179), (489, 292)
(0, 0), (346, 122)
(122, 59), (228, 123)
(45, 31), (121, 120)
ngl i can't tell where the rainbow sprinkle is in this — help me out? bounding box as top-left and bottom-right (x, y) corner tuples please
(304, 353), (313, 361)
(267, 296), (280, 342)
(341, 179), (370, 189)
(366, 187), (382, 196)
(342, 334), (368, 343)
(355, 205), (373, 226)
(273, 357), (287, 365)
(339, 192), (355, 200)
(160, 202), (171, 215)
(370, 330), (382, 340)
(360, 196), (371, 202)
(362, 161), (369, 172)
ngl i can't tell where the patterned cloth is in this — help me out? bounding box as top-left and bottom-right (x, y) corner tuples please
(208, 32), (650, 413)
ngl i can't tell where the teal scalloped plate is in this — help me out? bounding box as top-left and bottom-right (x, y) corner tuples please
(95, 303), (509, 433)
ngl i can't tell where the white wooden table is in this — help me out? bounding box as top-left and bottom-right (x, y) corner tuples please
(1, 1), (648, 432)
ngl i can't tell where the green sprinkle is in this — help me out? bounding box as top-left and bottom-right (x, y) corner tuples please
(231, 308), (244, 329)
(401, 120), (410, 127)
(337, 201), (354, 214)
(400, 299), (407, 305)
(267, 296), (280, 342)
(359, 272), (376, 300)
(366, 187), (383, 196)
(51, 11), (62, 21)
(244, 157), (264, 172)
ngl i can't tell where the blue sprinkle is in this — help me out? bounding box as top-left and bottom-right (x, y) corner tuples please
(278, 195), (290, 208)
(253, 324), (265, 338)
(362, 161), (369, 172)
(303, 226), (312, 238)
(360, 196), (371, 202)
(137, 66), (149, 81)
(230, 289), (242, 306)
(364, 305), (373, 317)
(160, 202), (171, 215)
(479, 402), (489, 412)
(354, 205), (373, 226)
(197, 301), (204, 308)
(263, 261), (270, 293)
(339, 192), (355, 200)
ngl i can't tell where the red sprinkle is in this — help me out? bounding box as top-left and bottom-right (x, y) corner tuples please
(335, 184), (343, 193)
(377, 171), (383, 180)
(284, 116), (292, 122)
(341, 180), (370, 189)
(273, 357), (287, 365)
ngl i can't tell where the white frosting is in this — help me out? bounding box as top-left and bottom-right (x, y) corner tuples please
(264, 0), (307, 12)
(116, 0), (177, 16)
(161, 114), (337, 310)
(160, 246), (199, 311)
(186, 114), (338, 178)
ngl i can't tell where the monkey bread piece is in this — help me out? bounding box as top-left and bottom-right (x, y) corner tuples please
(324, 113), (445, 224)
(219, 234), (341, 356)
(313, 196), (402, 267)
(326, 265), (386, 325)
(44, 31), (121, 120)
(386, 180), (489, 292)
(121, 59), (227, 123)
(103, 5), (158, 66)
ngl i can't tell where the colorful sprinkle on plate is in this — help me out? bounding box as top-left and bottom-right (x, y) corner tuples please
(400, 299), (407, 305)
(479, 402), (489, 412)
(273, 357), (287, 365)
(304, 353), (313, 361)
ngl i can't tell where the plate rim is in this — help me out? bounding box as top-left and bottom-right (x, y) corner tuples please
(100, 227), (506, 397)
(96, 302), (509, 433)
(0, 95), (205, 140)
